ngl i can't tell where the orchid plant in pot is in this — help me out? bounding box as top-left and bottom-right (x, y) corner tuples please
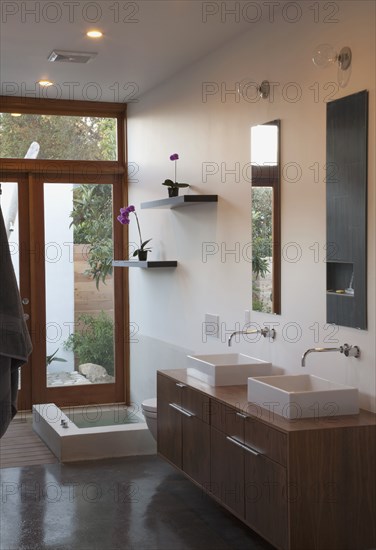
(117, 205), (151, 261)
(162, 153), (189, 197)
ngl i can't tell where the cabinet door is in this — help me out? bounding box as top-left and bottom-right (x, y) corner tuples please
(182, 415), (210, 486)
(157, 375), (210, 485)
(244, 451), (288, 550)
(157, 374), (183, 468)
(211, 426), (245, 517)
(181, 386), (210, 486)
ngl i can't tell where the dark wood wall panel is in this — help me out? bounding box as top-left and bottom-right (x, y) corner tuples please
(326, 90), (368, 329)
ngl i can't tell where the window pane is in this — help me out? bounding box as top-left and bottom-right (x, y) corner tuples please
(252, 187), (273, 313)
(0, 114), (117, 160)
(251, 125), (278, 166)
(44, 183), (115, 387)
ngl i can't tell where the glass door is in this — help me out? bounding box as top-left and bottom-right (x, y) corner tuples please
(31, 174), (126, 407)
(1, 173), (126, 409)
(0, 176), (32, 410)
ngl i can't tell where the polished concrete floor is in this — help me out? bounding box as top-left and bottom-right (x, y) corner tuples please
(0, 455), (273, 550)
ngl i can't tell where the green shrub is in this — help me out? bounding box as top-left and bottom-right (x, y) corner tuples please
(64, 311), (114, 376)
(70, 184), (113, 288)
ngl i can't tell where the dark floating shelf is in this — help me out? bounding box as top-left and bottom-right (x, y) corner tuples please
(112, 260), (177, 268)
(326, 291), (354, 298)
(141, 195), (218, 209)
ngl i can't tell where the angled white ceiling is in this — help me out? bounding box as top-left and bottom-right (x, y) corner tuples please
(0, 0), (253, 102)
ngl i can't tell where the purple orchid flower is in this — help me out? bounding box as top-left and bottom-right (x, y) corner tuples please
(117, 214), (130, 224)
(169, 153), (180, 182)
(117, 205), (152, 258)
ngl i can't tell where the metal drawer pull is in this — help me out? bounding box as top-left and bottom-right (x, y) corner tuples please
(176, 383), (186, 388)
(236, 412), (247, 419)
(226, 436), (259, 456)
(169, 403), (194, 418)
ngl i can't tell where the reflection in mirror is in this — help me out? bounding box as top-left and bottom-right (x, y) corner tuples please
(251, 120), (281, 314)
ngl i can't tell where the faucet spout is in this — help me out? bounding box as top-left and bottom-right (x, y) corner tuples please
(301, 344), (360, 366)
(228, 326), (276, 347)
(301, 347), (342, 367)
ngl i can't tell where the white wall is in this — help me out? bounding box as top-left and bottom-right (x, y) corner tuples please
(127, 1), (376, 412)
(44, 183), (75, 372)
(1, 183), (20, 279)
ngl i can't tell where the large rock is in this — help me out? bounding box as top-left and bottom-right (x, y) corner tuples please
(78, 363), (114, 384)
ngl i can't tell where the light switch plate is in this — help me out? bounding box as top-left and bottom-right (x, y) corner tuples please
(204, 313), (220, 338)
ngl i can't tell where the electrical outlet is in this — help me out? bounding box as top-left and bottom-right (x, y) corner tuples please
(204, 313), (220, 338)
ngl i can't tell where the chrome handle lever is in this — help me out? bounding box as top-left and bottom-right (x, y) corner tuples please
(226, 436), (260, 456)
(169, 403), (195, 418)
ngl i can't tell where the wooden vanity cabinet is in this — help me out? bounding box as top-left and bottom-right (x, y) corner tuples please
(157, 374), (210, 487)
(157, 371), (376, 550)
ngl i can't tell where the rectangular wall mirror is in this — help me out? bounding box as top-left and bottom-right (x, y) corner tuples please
(251, 120), (281, 314)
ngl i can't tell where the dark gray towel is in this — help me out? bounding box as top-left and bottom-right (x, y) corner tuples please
(0, 355), (19, 438)
(0, 205), (32, 437)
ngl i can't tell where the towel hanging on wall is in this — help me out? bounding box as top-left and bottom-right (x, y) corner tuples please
(0, 205), (32, 438)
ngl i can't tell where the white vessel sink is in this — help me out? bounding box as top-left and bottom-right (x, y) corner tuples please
(247, 374), (359, 419)
(187, 353), (272, 386)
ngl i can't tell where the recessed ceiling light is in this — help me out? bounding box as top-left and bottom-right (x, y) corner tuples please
(38, 80), (54, 87)
(86, 30), (103, 38)
(11, 113), (22, 117)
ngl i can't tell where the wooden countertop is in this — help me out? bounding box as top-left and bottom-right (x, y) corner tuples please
(158, 369), (376, 433)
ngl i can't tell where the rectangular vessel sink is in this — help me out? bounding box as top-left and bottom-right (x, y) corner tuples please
(247, 374), (359, 419)
(187, 353), (272, 386)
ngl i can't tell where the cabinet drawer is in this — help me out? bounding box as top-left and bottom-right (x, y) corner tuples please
(211, 400), (245, 441)
(245, 417), (287, 467)
(157, 376), (210, 423)
(182, 386), (210, 424)
(157, 374), (184, 407)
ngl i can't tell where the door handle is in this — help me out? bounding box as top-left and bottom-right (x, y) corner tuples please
(226, 436), (260, 456)
(169, 403), (195, 418)
(22, 298), (30, 305)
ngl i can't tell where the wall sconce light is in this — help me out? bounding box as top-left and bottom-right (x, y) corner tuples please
(258, 80), (270, 99)
(237, 79), (270, 100)
(312, 43), (352, 87)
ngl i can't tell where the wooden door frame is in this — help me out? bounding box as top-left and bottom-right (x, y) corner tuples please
(31, 173), (127, 406)
(0, 97), (129, 408)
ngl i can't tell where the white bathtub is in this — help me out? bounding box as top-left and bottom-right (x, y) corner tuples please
(33, 403), (156, 462)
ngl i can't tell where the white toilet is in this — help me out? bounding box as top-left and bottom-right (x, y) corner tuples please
(141, 398), (157, 441)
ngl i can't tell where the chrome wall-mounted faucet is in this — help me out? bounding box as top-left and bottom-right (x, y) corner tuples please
(228, 326), (276, 347)
(301, 344), (360, 367)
